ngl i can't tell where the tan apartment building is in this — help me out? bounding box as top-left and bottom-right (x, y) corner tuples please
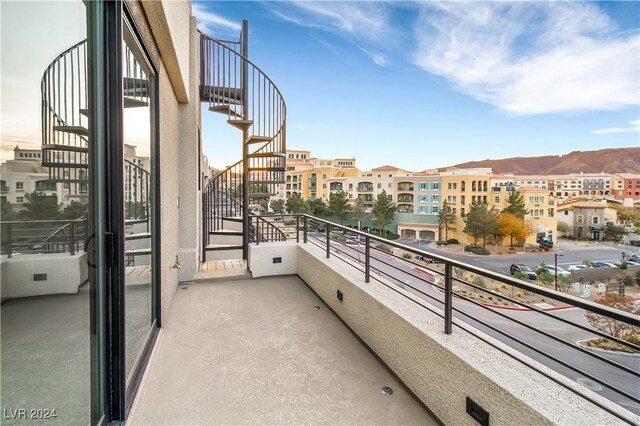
(557, 198), (622, 240)
(335, 165), (411, 208)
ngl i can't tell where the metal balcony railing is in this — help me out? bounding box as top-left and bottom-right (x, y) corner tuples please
(248, 214), (640, 424)
(1, 218), (87, 257)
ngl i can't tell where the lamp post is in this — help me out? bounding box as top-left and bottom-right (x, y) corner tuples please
(554, 253), (564, 291)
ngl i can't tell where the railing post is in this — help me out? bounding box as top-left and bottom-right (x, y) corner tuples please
(444, 263), (453, 335)
(365, 235), (370, 283)
(6, 222), (12, 259)
(296, 215), (300, 243)
(69, 221), (76, 255)
(325, 222), (330, 258)
(303, 216), (308, 243)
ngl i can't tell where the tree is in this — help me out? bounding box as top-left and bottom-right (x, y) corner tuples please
(308, 198), (328, 216)
(22, 192), (60, 220)
(328, 191), (350, 224)
(585, 293), (640, 340)
(438, 200), (456, 240)
(499, 213), (526, 246)
(557, 221), (571, 237)
(603, 222), (628, 241)
(352, 196), (366, 230)
(372, 190), (395, 237)
(617, 207), (640, 228)
(285, 193), (310, 214)
(270, 199), (285, 214)
(62, 200), (88, 220)
(522, 219), (536, 249)
(502, 189), (529, 218)
(1, 198), (14, 221)
(463, 204), (498, 247)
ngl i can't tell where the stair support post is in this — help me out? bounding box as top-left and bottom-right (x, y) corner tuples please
(241, 19), (249, 260)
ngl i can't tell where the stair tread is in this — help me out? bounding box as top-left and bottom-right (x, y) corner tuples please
(52, 125), (88, 137)
(209, 105), (243, 118)
(209, 230), (243, 235)
(124, 97), (149, 108)
(227, 119), (254, 130)
(125, 248), (152, 255)
(125, 232), (151, 240)
(246, 135), (272, 144)
(205, 244), (243, 251)
(247, 152), (286, 158)
(42, 144), (88, 153)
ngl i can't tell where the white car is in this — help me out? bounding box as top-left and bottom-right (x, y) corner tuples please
(537, 265), (571, 277)
(567, 264), (588, 271)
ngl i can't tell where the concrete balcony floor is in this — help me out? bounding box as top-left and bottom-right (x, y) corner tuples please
(128, 275), (438, 425)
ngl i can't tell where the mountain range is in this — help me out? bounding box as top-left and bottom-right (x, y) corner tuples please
(447, 147), (640, 175)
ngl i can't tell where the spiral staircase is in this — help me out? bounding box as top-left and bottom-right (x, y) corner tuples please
(200, 21), (286, 262)
(40, 39), (152, 265)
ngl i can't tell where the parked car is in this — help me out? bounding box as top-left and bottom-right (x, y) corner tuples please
(537, 265), (571, 277)
(591, 261), (616, 268)
(510, 264), (537, 280)
(567, 264), (588, 271)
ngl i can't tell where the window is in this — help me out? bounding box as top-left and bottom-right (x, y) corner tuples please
(322, 184), (326, 189)
(348, 194), (353, 199)
(388, 183), (392, 189)
(419, 195), (427, 202)
(592, 216), (599, 224)
(432, 206), (439, 213)
(322, 174), (326, 179)
(377, 183), (382, 189)
(388, 195), (393, 201)
(16, 196), (24, 203)
(419, 183), (427, 190)
(377, 174), (381, 178)
(15, 182), (24, 191)
(431, 195), (440, 202)
(564, 210), (568, 215)
(348, 183), (353, 190)
(494, 196), (500, 203)
(577, 215), (584, 224)
(388, 174), (392, 178)
(431, 183), (440, 190)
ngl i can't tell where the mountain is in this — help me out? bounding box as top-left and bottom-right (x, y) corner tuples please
(447, 147), (640, 175)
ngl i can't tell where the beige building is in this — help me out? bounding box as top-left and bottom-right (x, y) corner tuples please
(557, 198), (621, 240)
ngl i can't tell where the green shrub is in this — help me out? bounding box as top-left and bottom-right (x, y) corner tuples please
(625, 335), (640, 345)
(402, 253), (413, 260)
(447, 238), (460, 244)
(436, 240), (448, 246)
(471, 276), (487, 288)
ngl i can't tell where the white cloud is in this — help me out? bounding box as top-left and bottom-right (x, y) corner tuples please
(359, 47), (389, 67)
(592, 119), (640, 135)
(271, 1), (391, 42)
(192, 3), (241, 35)
(412, 2), (640, 115)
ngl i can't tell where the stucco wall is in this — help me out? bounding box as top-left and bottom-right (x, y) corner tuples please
(127, 0), (200, 325)
(248, 242), (298, 278)
(295, 243), (635, 425)
(1, 254), (88, 298)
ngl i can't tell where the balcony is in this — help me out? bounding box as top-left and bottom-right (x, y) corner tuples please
(397, 195), (414, 203)
(397, 205), (413, 213)
(128, 275), (436, 424)
(329, 183), (343, 192)
(357, 182), (374, 192)
(308, 185), (317, 191)
(397, 182), (414, 192)
(128, 216), (639, 425)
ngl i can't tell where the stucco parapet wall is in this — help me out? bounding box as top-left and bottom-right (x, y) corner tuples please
(297, 243), (637, 425)
(140, 0), (192, 102)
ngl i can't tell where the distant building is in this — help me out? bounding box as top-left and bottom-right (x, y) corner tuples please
(1, 146), (65, 212)
(557, 198), (622, 240)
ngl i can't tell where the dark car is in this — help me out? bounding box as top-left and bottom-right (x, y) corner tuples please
(510, 264), (537, 280)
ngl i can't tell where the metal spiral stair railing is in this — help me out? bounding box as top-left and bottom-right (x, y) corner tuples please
(41, 39), (152, 265)
(200, 29), (286, 260)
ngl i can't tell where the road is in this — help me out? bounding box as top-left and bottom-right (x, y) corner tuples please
(308, 233), (640, 418)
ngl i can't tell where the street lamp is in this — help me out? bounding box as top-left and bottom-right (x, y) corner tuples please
(554, 253), (564, 291)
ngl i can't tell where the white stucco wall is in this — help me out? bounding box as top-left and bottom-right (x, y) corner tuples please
(248, 242), (298, 278)
(1, 253), (88, 298)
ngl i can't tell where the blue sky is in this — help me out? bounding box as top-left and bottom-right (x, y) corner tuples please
(194, 1), (640, 172)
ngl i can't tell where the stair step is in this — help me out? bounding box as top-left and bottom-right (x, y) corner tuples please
(227, 119), (253, 131)
(125, 218), (148, 225)
(124, 97), (149, 108)
(205, 244), (243, 251)
(125, 232), (151, 240)
(222, 216), (243, 223)
(209, 230), (243, 236)
(200, 86), (242, 104)
(209, 105), (243, 118)
(248, 167), (286, 172)
(42, 144), (88, 153)
(79, 108), (89, 116)
(245, 135), (272, 145)
(52, 125), (88, 137)
(125, 248), (152, 256)
(247, 152), (286, 158)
